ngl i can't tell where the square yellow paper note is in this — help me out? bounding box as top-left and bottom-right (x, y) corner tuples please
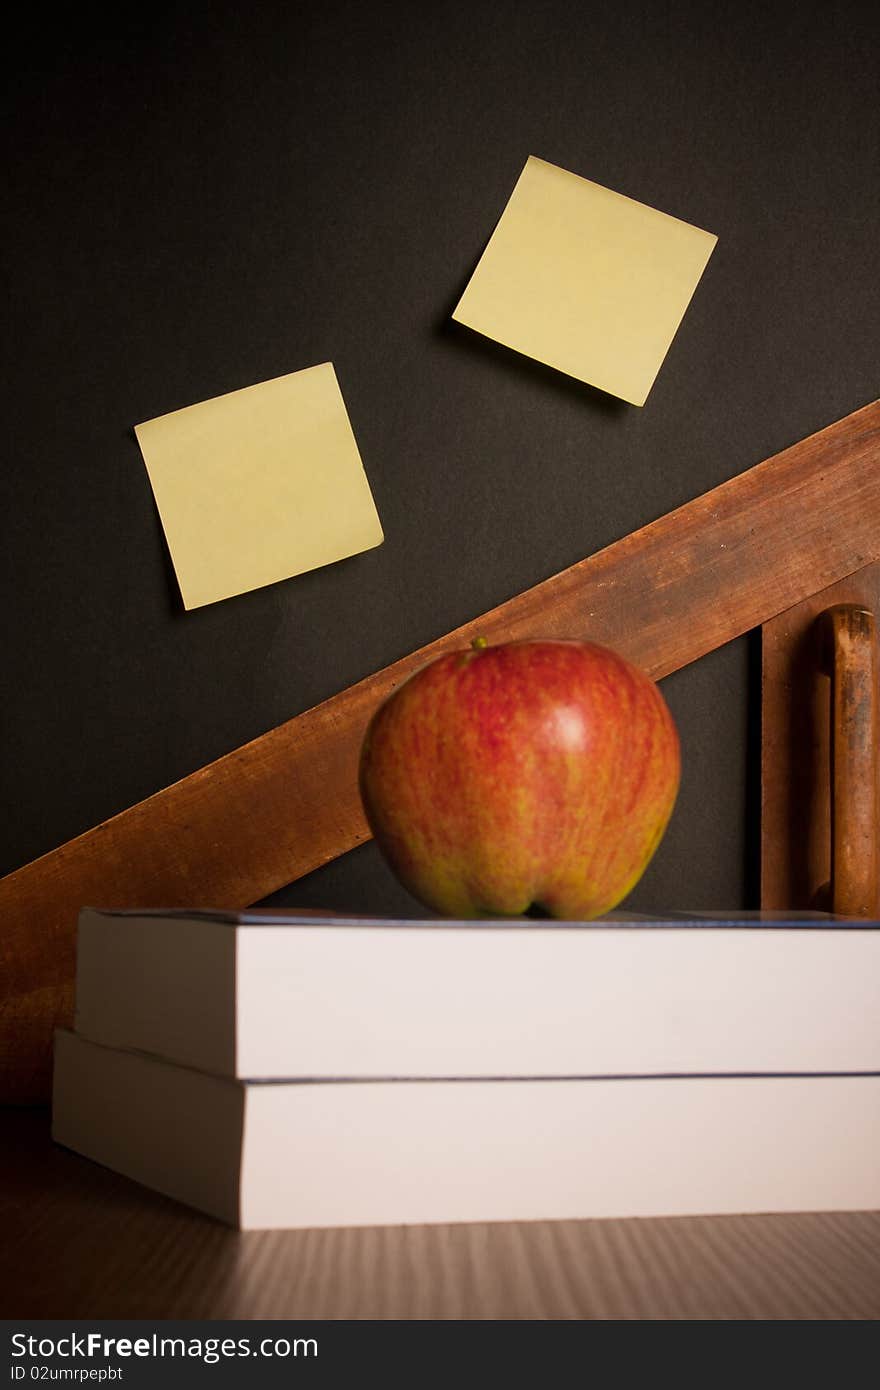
(453, 156), (718, 406)
(135, 364), (384, 609)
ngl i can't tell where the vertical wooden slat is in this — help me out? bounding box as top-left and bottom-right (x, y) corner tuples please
(761, 566), (880, 913)
(820, 605), (879, 917)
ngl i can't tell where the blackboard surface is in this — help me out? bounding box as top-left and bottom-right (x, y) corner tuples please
(3, 1), (878, 916)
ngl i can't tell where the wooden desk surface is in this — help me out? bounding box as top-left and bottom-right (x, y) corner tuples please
(2, 1109), (878, 1320)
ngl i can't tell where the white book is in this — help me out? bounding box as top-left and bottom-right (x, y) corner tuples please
(74, 908), (880, 1079)
(52, 1029), (880, 1230)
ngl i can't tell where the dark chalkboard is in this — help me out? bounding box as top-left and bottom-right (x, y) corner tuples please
(3, 0), (878, 924)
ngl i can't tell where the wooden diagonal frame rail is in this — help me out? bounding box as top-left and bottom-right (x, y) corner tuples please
(3, 399), (880, 1101)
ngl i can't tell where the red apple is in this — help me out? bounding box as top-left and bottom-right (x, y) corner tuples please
(358, 637), (680, 919)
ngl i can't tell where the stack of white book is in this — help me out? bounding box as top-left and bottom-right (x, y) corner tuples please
(53, 908), (880, 1230)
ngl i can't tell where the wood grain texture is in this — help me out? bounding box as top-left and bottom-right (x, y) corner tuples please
(3, 399), (880, 1102)
(762, 565), (880, 913)
(823, 606), (879, 916)
(2, 1110), (878, 1319)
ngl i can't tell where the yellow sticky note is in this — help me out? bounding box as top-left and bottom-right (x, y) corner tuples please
(135, 364), (384, 609)
(453, 156), (718, 406)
